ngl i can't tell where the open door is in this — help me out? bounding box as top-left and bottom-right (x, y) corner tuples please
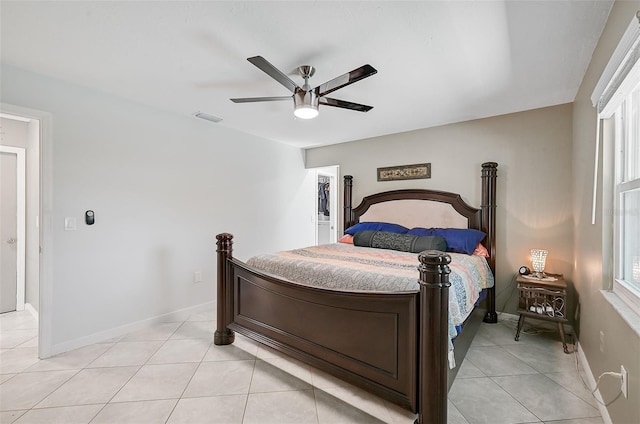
(314, 166), (338, 245)
(0, 145), (25, 313)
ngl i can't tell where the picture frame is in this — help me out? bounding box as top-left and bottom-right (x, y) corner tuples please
(377, 163), (431, 181)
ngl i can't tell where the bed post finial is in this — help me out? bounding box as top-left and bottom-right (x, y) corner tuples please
(416, 250), (451, 424)
(215, 233), (235, 345)
(343, 175), (354, 231)
(481, 162), (498, 324)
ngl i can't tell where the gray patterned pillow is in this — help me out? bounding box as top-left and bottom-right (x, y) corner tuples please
(353, 230), (447, 253)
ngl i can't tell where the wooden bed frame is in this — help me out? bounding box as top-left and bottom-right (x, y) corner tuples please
(215, 162), (498, 424)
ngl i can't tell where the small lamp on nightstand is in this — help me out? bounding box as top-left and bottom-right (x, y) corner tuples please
(530, 248), (548, 279)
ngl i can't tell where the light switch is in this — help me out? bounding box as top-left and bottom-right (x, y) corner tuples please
(64, 217), (77, 231)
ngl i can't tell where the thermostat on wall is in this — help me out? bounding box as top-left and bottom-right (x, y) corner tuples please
(85, 210), (95, 225)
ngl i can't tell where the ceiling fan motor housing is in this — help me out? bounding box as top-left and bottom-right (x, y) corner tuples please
(293, 88), (318, 119)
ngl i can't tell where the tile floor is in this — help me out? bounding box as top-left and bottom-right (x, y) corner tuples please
(0, 309), (603, 423)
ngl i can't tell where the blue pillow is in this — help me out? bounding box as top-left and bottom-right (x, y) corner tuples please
(406, 227), (433, 237)
(407, 227), (486, 255)
(344, 222), (409, 236)
(432, 228), (486, 255)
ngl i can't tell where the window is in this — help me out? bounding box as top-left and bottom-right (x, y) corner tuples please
(593, 13), (640, 313)
(613, 81), (640, 311)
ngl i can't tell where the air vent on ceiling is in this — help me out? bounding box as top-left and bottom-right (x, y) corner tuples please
(194, 112), (223, 123)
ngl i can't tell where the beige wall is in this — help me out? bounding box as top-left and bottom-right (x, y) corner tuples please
(572, 1), (640, 422)
(306, 104), (574, 317)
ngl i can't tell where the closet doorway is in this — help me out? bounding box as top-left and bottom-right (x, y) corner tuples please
(314, 166), (338, 245)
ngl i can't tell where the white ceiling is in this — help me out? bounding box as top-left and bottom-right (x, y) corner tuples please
(1, 1), (612, 148)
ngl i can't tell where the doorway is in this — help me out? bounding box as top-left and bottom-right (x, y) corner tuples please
(314, 166), (339, 245)
(0, 106), (47, 357)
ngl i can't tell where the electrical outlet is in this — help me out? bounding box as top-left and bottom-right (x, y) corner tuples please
(193, 271), (202, 283)
(599, 331), (605, 353)
(621, 365), (628, 399)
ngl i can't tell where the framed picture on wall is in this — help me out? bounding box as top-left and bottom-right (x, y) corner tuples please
(377, 163), (431, 181)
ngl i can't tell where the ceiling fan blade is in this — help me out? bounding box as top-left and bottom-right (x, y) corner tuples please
(247, 56), (300, 94)
(315, 64), (377, 97)
(230, 96), (291, 103)
(319, 97), (373, 112)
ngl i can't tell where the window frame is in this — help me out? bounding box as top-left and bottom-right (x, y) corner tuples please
(612, 80), (640, 313)
(593, 13), (640, 316)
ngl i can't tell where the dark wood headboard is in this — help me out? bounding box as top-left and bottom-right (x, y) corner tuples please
(343, 162), (498, 322)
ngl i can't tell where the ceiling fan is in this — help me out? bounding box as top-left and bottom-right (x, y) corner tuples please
(231, 56), (377, 119)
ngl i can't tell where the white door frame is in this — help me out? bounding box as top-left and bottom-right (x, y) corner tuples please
(2, 103), (53, 358)
(0, 145), (26, 311)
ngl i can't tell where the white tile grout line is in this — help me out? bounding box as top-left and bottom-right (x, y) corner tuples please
(22, 318), (184, 423)
(240, 346), (257, 424)
(91, 319), (186, 423)
(453, 324), (599, 424)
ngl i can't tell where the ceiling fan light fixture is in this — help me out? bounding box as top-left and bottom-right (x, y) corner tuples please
(294, 104), (319, 120)
(293, 90), (319, 120)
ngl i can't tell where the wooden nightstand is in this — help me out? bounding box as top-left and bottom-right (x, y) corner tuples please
(515, 273), (569, 353)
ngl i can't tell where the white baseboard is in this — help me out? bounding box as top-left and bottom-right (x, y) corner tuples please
(575, 341), (612, 424)
(24, 303), (39, 320)
(46, 301), (215, 358)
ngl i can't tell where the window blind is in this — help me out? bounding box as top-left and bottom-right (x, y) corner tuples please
(592, 12), (640, 113)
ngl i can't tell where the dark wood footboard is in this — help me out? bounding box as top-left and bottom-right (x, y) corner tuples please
(215, 233), (453, 423)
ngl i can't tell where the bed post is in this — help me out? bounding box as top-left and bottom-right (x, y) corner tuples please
(343, 175), (354, 231)
(416, 250), (451, 424)
(214, 233), (235, 346)
(481, 162), (498, 324)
